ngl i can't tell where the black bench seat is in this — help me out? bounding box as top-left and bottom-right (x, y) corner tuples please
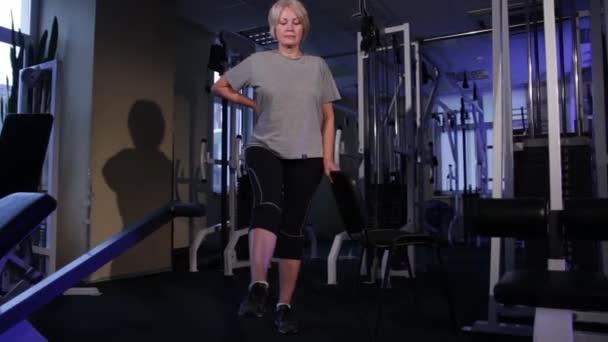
(495, 270), (608, 312)
(0, 193), (57, 259)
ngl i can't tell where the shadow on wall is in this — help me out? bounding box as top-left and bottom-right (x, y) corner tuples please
(102, 100), (172, 277)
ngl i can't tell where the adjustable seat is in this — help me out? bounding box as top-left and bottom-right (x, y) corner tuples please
(330, 170), (457, 340)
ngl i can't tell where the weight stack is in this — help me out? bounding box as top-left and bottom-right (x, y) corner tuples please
(514, 136), (597, 271)
(561, 138), (595, 271)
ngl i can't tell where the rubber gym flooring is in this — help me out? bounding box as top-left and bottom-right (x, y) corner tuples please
(30, 242), (531, 341)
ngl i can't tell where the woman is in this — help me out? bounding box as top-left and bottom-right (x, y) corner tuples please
(211, 0), (341, 335)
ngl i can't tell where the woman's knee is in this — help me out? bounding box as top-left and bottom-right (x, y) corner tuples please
(274, 232), (305, 259)
(250, 202), (282, 234)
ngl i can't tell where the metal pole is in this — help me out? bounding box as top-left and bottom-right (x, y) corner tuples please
(421, 15), (576, 44)
(393, 49), (401, 181)
(526, 0), (536, 138)
(501, 0), (517, 291)
(357, 32), (366, 183)
(417, 75), (440, 231)
(370, 47), (379, 227)
(573, 13), (584, 136)
(414, 43), (422, 129)
(557, 3), (568, 133)
(534, 0), (543, 134)
(373, 50), (380, 186)
(383, 41), (391, 182)
(489, 0), (504, 321)
(358, 32), (374, 230)
(402, 24), (414, 231)
(221, 97), (228, 250)
(501, 0), (514, 198)
(605, 0), (608, 91)
(461, 99), (468, 192)
(543, 0), (566, 271)
(229, 91), (238, 239)
(414, 41), (423, 191)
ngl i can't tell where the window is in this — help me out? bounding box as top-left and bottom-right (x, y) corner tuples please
(211, 72), (254, 194)
(0, 42), (14, 106)
(0, 0), (33, 130)
(0, 0), (31, 33)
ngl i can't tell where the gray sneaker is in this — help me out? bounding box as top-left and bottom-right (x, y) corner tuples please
(274, 304), (299, 335)
(238, 283), (268, 318)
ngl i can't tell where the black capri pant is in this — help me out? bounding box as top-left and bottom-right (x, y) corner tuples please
(244, 146), (323, 260)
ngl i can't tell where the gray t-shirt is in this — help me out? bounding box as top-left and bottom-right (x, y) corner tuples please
(223, 50), (341, 159)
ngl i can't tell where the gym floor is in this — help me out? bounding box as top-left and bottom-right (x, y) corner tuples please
(30, 243), (530, 342)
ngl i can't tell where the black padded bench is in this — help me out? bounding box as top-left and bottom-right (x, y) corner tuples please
(0, 193), (57, 303)
(0, 194), (204, 342)
(467, 197), (608, 341)
(495, 270), (608, 311)
(0, 114), (54, 200)
(0, 193), (57, 259)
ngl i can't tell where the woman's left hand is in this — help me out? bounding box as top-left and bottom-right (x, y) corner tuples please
(324, 160), (340, 182)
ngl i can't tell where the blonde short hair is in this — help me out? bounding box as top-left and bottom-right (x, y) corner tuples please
(268, 0), (310, 40)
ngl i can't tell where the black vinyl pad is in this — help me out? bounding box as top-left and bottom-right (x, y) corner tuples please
(0, 193), (57, 258)
(495, 270), (608, 312)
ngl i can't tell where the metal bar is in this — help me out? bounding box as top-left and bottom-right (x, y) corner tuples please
(557, 5), (569, 134)
(373, 49), (380, 185)
(433, 103), (459, 168)
(360, 32), (374, 225)
(422, 80), (441, 120)
(367, 40), (378, 225)
(573, 14), (584, 135)
(605, 0), (608, 83)
(450, 123), (460, 194)
(357, 33), (365, 182)
(413, 42), (422, 128)
(591, 0), (608, 276)
(534, 1), (543, 134)
(417, 72), (440, 229)
(47, 61), (59, 274)
(526, 0), (536, 138)
(423, 27), (501, 43)
(220, 97), (228, 249)
(502, 0), (514, 198)
(543, 0), (564, 212)
(543, 0), (567, 273)
(228, 95), (237, 236)
(414, 42), (422, 199)
(384, 24), (408, 35)
(392, 71), (401, 179)
(434, 121), (443, 191)
(384, 39), (392, 180)
(421, 14), (580, 43)
(470, 104), (487, 192)
(461, 101), (468, 192)
(334, 128), (342, 168)
(502, 0), (517, 291)
(31, 246), (50, 257)
(0, 27), (20, 48)
(490, 0), (504, 304)
(403, 24), (415, 230)
(17, 61), (61, 275)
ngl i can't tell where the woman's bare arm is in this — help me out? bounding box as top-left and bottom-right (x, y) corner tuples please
(211, 77), (256, 109)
